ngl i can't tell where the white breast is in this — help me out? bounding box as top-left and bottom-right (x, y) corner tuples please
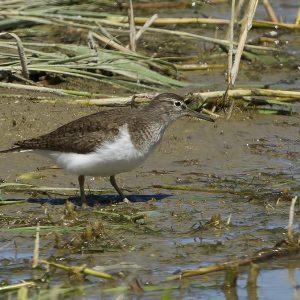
(37, 124), (153, 177)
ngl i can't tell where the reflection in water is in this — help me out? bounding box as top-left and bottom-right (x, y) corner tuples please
(258, 268), (300, 300)
(223, 286), (239, 300)
(288, 265), (300, 300)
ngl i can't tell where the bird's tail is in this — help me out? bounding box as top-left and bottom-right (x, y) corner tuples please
(0, 147), (23, 154)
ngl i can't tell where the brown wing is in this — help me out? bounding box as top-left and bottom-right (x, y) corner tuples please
(15, 109), (127, 154)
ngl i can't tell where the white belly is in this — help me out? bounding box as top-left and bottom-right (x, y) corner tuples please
(37, 125), (153, 177)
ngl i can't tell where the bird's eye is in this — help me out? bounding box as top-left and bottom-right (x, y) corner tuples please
(174, 101), (181, 107)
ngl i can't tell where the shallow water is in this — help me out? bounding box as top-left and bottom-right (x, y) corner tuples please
(1, 112), (300, 299)
(0, 0), (300, 299)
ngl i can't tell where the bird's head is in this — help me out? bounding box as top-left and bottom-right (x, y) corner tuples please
(149, 93), (214, 122)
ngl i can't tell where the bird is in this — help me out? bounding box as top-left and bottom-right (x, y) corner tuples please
(0, 93), (214, 204)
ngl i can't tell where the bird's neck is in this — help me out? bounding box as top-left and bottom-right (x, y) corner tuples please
(128, 107), (174, 153)
(141, 104), (175, 126)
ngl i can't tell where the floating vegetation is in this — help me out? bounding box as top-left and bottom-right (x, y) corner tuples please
(1, 198), (299, 298)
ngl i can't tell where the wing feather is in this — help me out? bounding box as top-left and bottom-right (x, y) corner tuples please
(15, 110), (125, 154)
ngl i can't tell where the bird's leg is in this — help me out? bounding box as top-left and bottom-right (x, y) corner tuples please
(109, 175), (130, 203)
(78, 175), (87, 206)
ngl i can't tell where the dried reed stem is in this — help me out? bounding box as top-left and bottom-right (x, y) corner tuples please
(295, 8), (300, 25)
(128, 0), (136, 52)
(17, 285), (28, 300)
(37, 96), (153, 107)
(87, 30), (98, 52)
(225, 0), (258, 118)
(135, 14), (158, 41)
(223, 265), (238, 288)
(39, 260), (113, 280)
(32, 223), (40, 268)
(166, 242), (300, 281)
(0, 282), (36, 292)
(0, 32), (29, 79)
(288, 196), (297, 241)
(175, 63), (225, 71)
(263, 0), (279, 23)
(101, 16), (300, 29)
(227, 0), (235, 87)
(247, 263), (260, 287)
(230, 0), (258, 85)
(5, 15), (280, 51)
(4, 88), (298, 107)
(126, 14), (158, 49)
(192, 89), (300, 101)
(90, 31), (133, 54)
(1, 10), (299, 29)
(252, 20), (300, 29)
(0, 82), (104, 97)
(119, 16), (230, 25)
(111, 0), (228, 9)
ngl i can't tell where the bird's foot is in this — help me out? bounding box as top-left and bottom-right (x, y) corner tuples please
(80, 195), (88, 209)
(81, 202), (89, 209)
(123, 197), (131, 204)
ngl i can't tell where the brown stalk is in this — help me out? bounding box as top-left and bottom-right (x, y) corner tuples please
(4, 88), (298, 106)
(166, 242), (300, 281)
(135, 14), (158, 42)
(0, 282), (36, 292)
(230, 0), (258, 85)
(120, 1), (228, 9)
(39, 260), (113, 280)
(227, 0), (235, 87)
(119, 0), (232, 10)
(247, 264), (259, 300)
(226, 0), (258, 119)
(90, 31), (134, 54)
(223, 265), (238, 288)
(32, 223), (40, 268)
(0, 32), (29, 79)
(191, 89), (300, 102)
(167, 200), (300, 281)
(175, 63), (225, 71)
(295, 7), (300, 25)
(263, 0), (279, 23)
(128, 0), (136, 52)
(103, 16), (299, 29)
(125, 14), (158, 49)
(252, 20), (300, 29)
(288, 196), (298, 242)
(247, 263), (260, 287)
(120, 0), (189, 9)
(131, 16), (230, 26)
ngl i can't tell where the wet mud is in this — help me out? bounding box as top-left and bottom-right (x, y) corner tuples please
(1, 100), (300, 298)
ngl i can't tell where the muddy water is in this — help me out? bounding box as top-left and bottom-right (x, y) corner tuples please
(0, 98), (300, 298)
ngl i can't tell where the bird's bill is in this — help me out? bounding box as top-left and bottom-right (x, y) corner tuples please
(187, 108), (215, 122)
